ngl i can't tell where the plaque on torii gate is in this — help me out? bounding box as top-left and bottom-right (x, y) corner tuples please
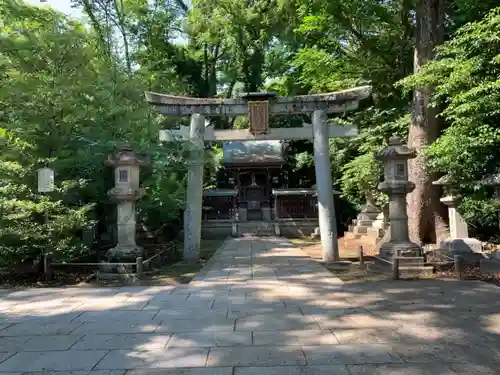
(146, 86), (372, 263)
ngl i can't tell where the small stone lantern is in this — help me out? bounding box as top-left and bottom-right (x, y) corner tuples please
(433, 175), (482, 259)
(432, 175), (466, 239)
(483, 173), (500, 259)
(482, 173), (500, 200)
(105, 147), (149, 260)
(159, 129), (172, 142)
(375, 136), (421, 259)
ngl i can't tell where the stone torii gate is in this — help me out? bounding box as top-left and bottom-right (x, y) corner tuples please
(145, 86), (372, 263)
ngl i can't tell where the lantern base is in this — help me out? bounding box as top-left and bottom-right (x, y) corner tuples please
(107, 244), (143, 261)
(378, 240), (422, 260)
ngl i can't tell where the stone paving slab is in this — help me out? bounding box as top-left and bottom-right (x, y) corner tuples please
(166, 331), (252, 347)
(154, 309), (227, 321)
(143, 299), (214, 311)
(347, 364), (459, 375)
(449, 362), (500, 375)
(233, 365), (350, 375)
(95, 348), (210, 369)
(21, 371), (125, 375)
(227, 306), (301, 319)
(155, 317), (236, 333)
(331, 328), (406, 344)
(72, 311), (157, 323)
(126, 369), (232, 375)
(235, 313), (320, 331)
(18, 335), (83, 351)
(253, 329), (339, 346)
(302, 344), (404, 365)
(206, 346), (307, 367)
(0, 352), (15, 364)
(71, 333), (172, 350)
(1, 236), (500, 373)
(0, 312), (83, 324)
(71, 321), (160, 335)
(0, 322), (82, 336)
(0, 351), (108, 372)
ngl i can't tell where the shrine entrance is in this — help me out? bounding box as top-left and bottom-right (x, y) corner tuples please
(222, 139), (284, 222)
(238, 171), (268, 221)
(146, 88), (372, 263)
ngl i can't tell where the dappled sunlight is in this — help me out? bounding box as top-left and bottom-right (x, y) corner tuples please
(0, 236), (499, 373)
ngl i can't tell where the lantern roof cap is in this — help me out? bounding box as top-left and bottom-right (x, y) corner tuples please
(375, 135), (416, 161)
(432, 175), (452, 186)
(481, 172), (500, 186)
(105, 147), (149, 167)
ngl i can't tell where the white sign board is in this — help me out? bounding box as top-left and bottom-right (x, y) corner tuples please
(37, 167), (54, 193)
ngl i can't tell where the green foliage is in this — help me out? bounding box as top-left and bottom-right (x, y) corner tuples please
(340, 153), (385, 208)
(1, 0), (500, 270)
(399, 7), (500, 234)
(0, 0), (190, 265)
(459, 195), (500, 241)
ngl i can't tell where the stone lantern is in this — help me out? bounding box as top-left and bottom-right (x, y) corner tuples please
(105, 147), (149, 260)
(375, 136), (421, 259)
(433, 175), (482, 260)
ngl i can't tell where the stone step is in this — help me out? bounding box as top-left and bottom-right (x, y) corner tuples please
(238, 222), (275, 237)
(365, 227), (383, 238)
(352, 226), (368, 234)
(480, 258), (500, 275)
(396, 256), (425, 266)
(357, 212), (380, 221)
(367, 261), (434, 278)
(98, 263), (135, 273)
(371, 221), (386, 229)
(96, 271), (140, 284)
(342, 232), (364, 240)
(399, 266), (434, 278)
(355, 220), (374, 227)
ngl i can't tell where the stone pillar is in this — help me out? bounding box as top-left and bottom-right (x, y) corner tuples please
(105, 147), (148, 260)
(359, 191), (381, 220)
(376, 136), (421, 259)
(440, 195), (468, 239)
(273, 194), (278, 219)
(184, 114), (206, 263)
(312, 110), (339, 262)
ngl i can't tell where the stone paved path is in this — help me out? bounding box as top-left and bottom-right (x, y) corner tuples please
(1, 237), (500, 375)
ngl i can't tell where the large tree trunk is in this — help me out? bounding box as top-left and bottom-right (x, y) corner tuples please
(407, 0), (448, 245)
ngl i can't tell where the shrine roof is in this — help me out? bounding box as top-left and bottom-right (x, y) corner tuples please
(203, 189), (238, 197)
(272, 188), (340, 196)
(223, 140), (284, 165)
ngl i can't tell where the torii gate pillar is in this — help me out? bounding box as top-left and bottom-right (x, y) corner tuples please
(184, 114), (205, 263)
(313, 110), (338, 262)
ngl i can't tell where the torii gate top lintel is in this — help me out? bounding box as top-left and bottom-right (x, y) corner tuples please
(144, 85), (372, 117)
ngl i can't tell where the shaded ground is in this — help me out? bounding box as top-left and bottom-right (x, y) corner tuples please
(136, 239), (226, 285)
(290, 236), (378, 260)
(291, 237), (500, 286)
(0, 236), (499, 374)
(0, 239), (225, 288)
